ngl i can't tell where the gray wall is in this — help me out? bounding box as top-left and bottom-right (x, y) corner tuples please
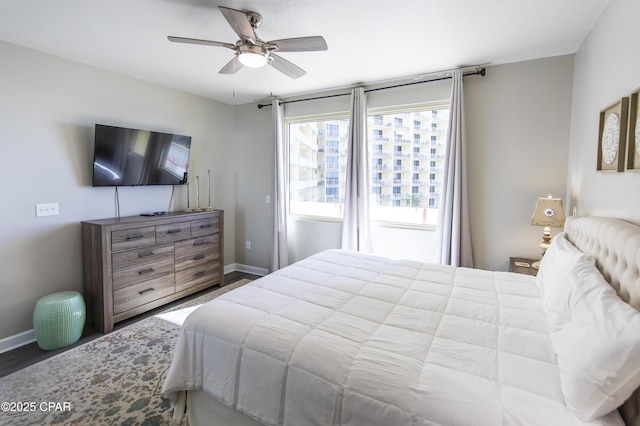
(567, 0), (640, 222)
(466, 55), (574, 271)
(0, 41), (236, 345)
(232, 102), (274, 270)
(232, 55), (575, 272)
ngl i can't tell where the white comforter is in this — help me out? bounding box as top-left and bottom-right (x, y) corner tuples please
(162, 249), (623, 425)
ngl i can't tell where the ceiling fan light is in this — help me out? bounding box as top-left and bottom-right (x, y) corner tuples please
(238, 51), (268, 68)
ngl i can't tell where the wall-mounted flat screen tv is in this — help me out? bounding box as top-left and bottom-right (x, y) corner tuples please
(92, 124), (191, 187)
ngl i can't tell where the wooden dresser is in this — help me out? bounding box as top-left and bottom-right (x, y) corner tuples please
(81, 210), (224, 333)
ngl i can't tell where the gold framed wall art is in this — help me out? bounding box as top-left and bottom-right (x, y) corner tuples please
(626, 89), (640, 171)
(597, 97), (629, 172)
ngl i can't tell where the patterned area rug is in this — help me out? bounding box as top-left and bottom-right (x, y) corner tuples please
(0, 279), (251, 426)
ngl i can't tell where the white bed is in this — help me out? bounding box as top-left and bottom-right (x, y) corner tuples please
(162, 216), (640, 425)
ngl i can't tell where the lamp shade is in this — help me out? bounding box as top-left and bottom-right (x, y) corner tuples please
(531, 195), (565, 228)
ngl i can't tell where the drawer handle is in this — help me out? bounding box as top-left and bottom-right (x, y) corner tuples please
(193, 271), (206, 278)
(199, 224), (212, 229)
(193, 254), (205, 261)
(193, 240), (207, 246)
(167, 228), (183, 234)
(126, 234), (144, 241)
(139, 287), (155, 295)
(139, 250), (154, 258)
(138, 268), (155, 275)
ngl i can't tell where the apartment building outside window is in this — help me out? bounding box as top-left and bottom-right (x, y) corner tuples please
(287, 102), (449, 225)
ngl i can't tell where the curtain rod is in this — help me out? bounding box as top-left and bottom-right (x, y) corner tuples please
(257, 67), (486, 109)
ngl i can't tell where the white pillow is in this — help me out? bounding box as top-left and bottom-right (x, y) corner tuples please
(540, 242), (640, 420)
(535, 232), (585, 306)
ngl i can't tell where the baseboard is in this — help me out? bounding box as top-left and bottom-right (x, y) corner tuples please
(0, 329), (36, 354)
(1, 265), (268, 355)
(230, 263), (269, 277)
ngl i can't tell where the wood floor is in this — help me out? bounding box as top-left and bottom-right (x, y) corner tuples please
(0, 271), (259, 379)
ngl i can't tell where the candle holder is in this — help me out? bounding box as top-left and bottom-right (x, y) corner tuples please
(194, 175), (202, 211)
(205, 169), (213, 211)
(185, 181), (193, 212)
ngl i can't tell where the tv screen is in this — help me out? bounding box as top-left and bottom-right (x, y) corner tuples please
(92, 124), (191, 187)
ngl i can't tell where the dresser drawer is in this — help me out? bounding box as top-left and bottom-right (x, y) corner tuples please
(191, 215), (219, 237)
(175, 263), (221, 293)
(175, 234), (219, 256)
(156, 222), (190, 243)
(175, 248), (220, 272)
(112, 258), (175, 290)
(113, 274), (175, 315)
(111, 226), (156, 251)
(112, 243), (174, 272)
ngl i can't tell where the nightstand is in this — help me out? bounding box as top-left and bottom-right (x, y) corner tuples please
(509, 257), (539, 276)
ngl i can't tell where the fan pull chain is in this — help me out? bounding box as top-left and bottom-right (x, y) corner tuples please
(233, 58), (237, 98)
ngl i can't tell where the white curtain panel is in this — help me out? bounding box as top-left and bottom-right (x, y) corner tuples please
(341, 87), (372, 252)
(270, 99), (289, 272)
(436, 70), (473, 267)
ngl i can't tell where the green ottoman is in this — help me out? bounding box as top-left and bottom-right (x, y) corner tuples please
(33, 291), (86, 350)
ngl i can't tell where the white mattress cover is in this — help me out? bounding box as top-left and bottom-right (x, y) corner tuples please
(162, 249), (623, 425)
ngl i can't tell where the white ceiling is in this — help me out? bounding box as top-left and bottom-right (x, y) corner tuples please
(0, 0), (610, 106)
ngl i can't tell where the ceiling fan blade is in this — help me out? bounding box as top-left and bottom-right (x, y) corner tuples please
(168, 36), (235, 50)
(219, 56), (243, 74)
(269, 54), (306, 79)
(219, 6), (256, 44)
(268, 36), (328, 52)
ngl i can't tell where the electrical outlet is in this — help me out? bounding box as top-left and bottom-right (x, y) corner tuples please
(265, 195), (271, 204)
(246, 240), (251, 250)
(35, 202), (59, 217)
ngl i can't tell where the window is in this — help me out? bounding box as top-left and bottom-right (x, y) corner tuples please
(286, 103), (449, 225)
(288, 117), (349, 218)
(327, 139), (339, 153)
(368, 105), (449, 225)
(326, 187), (339, 201)
(326, 171), (339, 186)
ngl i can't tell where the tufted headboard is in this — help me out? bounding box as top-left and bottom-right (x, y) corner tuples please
(564, 216), (640, 426)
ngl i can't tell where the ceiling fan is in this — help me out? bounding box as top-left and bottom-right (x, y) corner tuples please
(168, 6), (327, 79)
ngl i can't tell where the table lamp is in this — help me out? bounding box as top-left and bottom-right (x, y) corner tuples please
(530, 194), (565, 268)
